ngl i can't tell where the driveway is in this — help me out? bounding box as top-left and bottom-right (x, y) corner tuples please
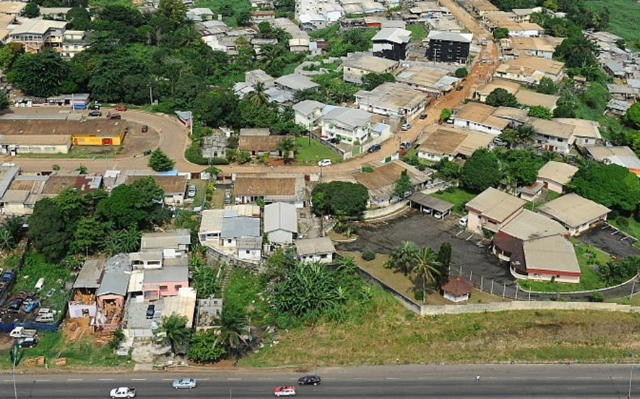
(337, 209), (514, 285)
(579, 224), (640, 259)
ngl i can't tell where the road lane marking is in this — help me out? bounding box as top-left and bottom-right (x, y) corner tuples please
(67, 379), (83, 381)
(227, 378), (242, 381)
(386, 378), (400, 380)
(35, 380), (51, 382)
(131, 379), (146, 381)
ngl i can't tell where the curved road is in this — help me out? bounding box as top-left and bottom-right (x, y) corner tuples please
(2, 2), (498, 176)
(0, 364), (637, 398)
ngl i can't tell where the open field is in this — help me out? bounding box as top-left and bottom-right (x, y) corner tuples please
(242, 283), (640, 367)
(295, 136), (342, 166)
(431, 187), (476, 215)
(586, 0), (640, 49)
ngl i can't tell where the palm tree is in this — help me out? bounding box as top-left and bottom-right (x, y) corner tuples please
(2, 215), (23, 247)
(276, 137), (296, 164)
(245, 82), (269, 107)
(384, 241), (418, 276)
(259, 43), (284, 68)
(412, 247), (441, 304)
(160, 314), (191, 354)
(0, 229), (12, 250)
(214, 303), (248, 359)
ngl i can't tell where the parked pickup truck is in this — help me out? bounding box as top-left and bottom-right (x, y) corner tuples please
(35, 308), (54, 323)
(110, 387), (136, 398)
(9, 327), (38, 339)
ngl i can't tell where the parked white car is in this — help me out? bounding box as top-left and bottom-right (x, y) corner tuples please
(458, 216), (468, 227)
(110, 387), (136, 398)
(317, 159), (332, 167)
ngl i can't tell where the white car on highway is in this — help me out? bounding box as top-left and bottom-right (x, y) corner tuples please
(173, 378), (197, 389)
(274, 386), (296, 396)
(110, 387), (136, 398)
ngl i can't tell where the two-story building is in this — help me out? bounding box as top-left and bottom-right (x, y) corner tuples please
(293, 100), (326, 130)
(8, 19), (67, 53)
(321, 106), (373, 144)
(354, 82), (426, 122)
(528, 118), (576, 154)
(465, 187), (526, 234)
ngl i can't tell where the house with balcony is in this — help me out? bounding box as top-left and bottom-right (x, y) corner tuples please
(342, 52), (398, 84)
(494, 56), (565, 84)
(553, 118), (601, 146)
(8, 19), (67, 53)
(354, 82), (426, 122)
(528, 118), (576, 154)
(321, 106), (372, 144)
(465, 187), (526, 234)
(293, 100), (326, 129)
(537, 193), (610, 236)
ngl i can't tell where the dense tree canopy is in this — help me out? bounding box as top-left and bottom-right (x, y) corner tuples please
(148, 149), (175, 171)
(28, 199), (70, 262)
(568, 163), (640, 212)
(311, 181), (369, 217)
(361, 72), (395, 91)
(485, 88), (519, 108)
(9, 51), (69, 97)
(459, 149), (502, 193)
(97, 176), (165, 229)
(625, 103), (640, 129)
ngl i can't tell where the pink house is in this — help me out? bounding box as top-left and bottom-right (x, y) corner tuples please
(143, 267), (189, 301)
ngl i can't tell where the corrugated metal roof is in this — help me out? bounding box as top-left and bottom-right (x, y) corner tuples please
(264, 202), (297, 234)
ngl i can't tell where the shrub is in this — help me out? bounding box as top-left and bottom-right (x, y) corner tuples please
(617, 216), (630, 229)
(361, 166), (374, 173)
(589, 292), (604, 302)
(361, 249), (376, 261)
(414, 290), (424, 301)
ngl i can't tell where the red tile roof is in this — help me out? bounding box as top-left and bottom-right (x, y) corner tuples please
(441, 277), (474, 296)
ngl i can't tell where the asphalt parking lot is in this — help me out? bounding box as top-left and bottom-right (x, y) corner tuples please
(579, 224), (640, 259)
(337, 210), (513, 284)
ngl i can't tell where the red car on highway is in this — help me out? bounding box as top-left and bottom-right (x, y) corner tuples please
(115, 105), (127, 111)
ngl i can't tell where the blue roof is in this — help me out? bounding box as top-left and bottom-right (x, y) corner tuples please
(156, 169), (179, 176)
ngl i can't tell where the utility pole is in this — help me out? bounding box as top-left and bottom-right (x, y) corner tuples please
(149, 86), (154, 105)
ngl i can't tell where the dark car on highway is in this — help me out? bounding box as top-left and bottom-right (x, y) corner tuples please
(88, 111), (102, 117)
(107, 114), (122, 120)
(298, 375), (321, 386)
(367, 144), (381, 153)
(89, 104), (100, 110)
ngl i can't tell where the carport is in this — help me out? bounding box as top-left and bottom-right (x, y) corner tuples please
(409, 192), (454, 218)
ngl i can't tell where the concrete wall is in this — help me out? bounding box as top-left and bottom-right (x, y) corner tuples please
(363, 200), (409, 220)
(420, 300), (639, 316)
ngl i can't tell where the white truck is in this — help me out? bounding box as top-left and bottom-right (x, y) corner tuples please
(9, 327), (38, 338)
(110, 387), (136, 398)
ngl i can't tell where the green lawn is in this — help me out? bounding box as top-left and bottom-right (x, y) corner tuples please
(431, 187), (476, 215)
(193, 0), (252, 27)
(295, 136), (342, 166)
(519, 240), (612, 292)
(586, 0), (640, 49)
(406, 24), (428, 42)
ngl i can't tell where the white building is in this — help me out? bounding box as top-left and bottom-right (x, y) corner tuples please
(321, 106), (373, 143)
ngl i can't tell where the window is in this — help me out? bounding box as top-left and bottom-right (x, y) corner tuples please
(159, 285), (168, 291)
(245, 250), (250, 254)
(174, 284), (182, 290)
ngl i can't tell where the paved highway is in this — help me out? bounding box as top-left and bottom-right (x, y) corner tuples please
(0, 365), (637, 398)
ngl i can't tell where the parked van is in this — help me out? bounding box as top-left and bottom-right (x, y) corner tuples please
(35, 277), (44, 292)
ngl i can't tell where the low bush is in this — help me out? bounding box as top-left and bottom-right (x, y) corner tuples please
(361, 249), (376, 261)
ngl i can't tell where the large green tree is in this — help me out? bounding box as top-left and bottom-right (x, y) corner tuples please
(214, 302), (249, 359)
(187, 330), (226, 363)
(311, 181), (369, 217)
(393, 170), (413, 198)
(528, 105), (553, 120)
(413, 247), (440, 304)
(97, 176), (165, 229)
(459, 149), (501, 193)
(384, 241), (419, 276)
(9, 51), (69, 97)
(536, 77), (558, 95)
(625, 103), (640, 129)
(361, 72), (395, 91)
(555, 32), (600, 69)
(435, 242), (452, 289)
(485, 88), (519, 108)
(568, 163), (640, 212)
(28, 199), (70, 262)
(148, 148), (175, 171)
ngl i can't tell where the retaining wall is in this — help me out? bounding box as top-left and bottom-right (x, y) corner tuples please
(420, 301), (640, 316)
